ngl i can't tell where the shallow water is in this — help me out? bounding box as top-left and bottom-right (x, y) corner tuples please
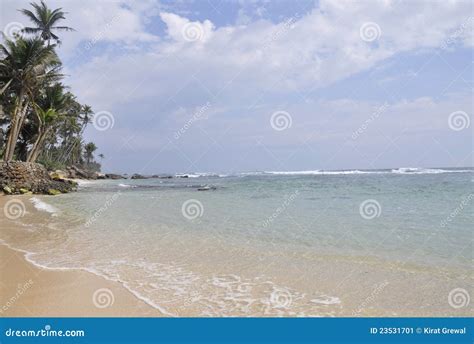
(2, 167), (473, 316)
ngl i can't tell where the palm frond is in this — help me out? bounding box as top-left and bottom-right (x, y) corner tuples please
(52, 26), (74, 31)
(21, 27), (42, 34)
(19, 9), (43, 26)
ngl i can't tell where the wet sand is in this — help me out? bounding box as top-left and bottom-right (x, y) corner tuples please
(0, 196), (161, 317)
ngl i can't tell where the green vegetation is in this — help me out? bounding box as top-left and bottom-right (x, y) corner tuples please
(0, 1), (101, 171)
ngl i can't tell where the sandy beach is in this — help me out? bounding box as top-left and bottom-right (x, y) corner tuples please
(0, 196), (160, 317)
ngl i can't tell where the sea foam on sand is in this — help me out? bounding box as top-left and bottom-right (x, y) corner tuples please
(30, 197), (59, 216)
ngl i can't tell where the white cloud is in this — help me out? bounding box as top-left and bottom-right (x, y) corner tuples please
(160, 12), (215, 43)
(64, 0), (471, 108)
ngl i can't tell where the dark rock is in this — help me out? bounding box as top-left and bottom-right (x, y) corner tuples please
(47, 188), (61, 195)
(131, 174), (149, 179)
(49, 170), (67, 180)
(152, 175), (172, 179)
(68, 166), (97, 179)
(105, 173), (125, 180)
(197, 185), (217, 191)
(66, 167), (77, 178)
(0, 162), (75, 195)
(3, 186), (12, 194)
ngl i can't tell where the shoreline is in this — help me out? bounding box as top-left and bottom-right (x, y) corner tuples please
(0, 196), (164, 317)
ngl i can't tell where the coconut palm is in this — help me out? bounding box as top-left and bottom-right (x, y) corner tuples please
(0, 37), (61, 161)
(81, 105), (93, 125)
(20, 1), (74, 45)
(27, 83), (69, 162)
(26, 107), (59, 162)
(83, 142), (97, 165)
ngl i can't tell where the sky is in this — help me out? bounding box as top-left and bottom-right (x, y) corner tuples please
(1, 0), (473, 174)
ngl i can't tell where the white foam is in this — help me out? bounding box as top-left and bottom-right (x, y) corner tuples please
(118, 183), (135, 188)
(0, 240), (175, 316)
(0, 238), (342, 317)
(257, 168), (472, 176)
(74, 179), (96, 186)
(168, 168), (472, 178)
(264, 170), (383, 175)
(176, 174), (201, 178)
(29, 197), (59, 216)
(311, 295), (341, 305)
(391, 167), (471, 174)
(175, 172), (228, 178)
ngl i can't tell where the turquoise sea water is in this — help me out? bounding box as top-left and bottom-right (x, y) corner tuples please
(3, 167), (473, 316)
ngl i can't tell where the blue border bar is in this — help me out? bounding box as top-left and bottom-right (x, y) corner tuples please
(1, 318), (472, 343)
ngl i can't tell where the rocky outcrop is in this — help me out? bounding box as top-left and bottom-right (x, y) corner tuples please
(131, 174), (175, 179)
(131, 173), (148, 179)
(59, 166), (124, 180)
(0, 162), (75, 195)
(66, 166), (98, 179)
(105, 173), (125, 180)
(197, 185), (217, 191)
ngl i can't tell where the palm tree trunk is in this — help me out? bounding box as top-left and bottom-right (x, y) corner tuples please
(26, 127), (47, 163)
(4, 93), (26, 161)
(4, 98), (20, 160)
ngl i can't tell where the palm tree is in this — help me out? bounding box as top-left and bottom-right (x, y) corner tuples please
(55, 103), (92, 163)
(98, 153), (104, 161)
(27, 83), (69, 162)
(80, 105), (93, 130)
(20, 1), (74, 45)
(0, 37), (61, 161)
(83, 142), (97, 165)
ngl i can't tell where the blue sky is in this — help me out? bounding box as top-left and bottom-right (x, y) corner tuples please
(1, 0), (472, 174)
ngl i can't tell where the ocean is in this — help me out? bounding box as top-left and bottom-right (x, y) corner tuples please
(2, 167), (473, 316)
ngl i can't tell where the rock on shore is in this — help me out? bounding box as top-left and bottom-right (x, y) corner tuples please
(63, 166), (125, 180)
(0, 162), (76, 195)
